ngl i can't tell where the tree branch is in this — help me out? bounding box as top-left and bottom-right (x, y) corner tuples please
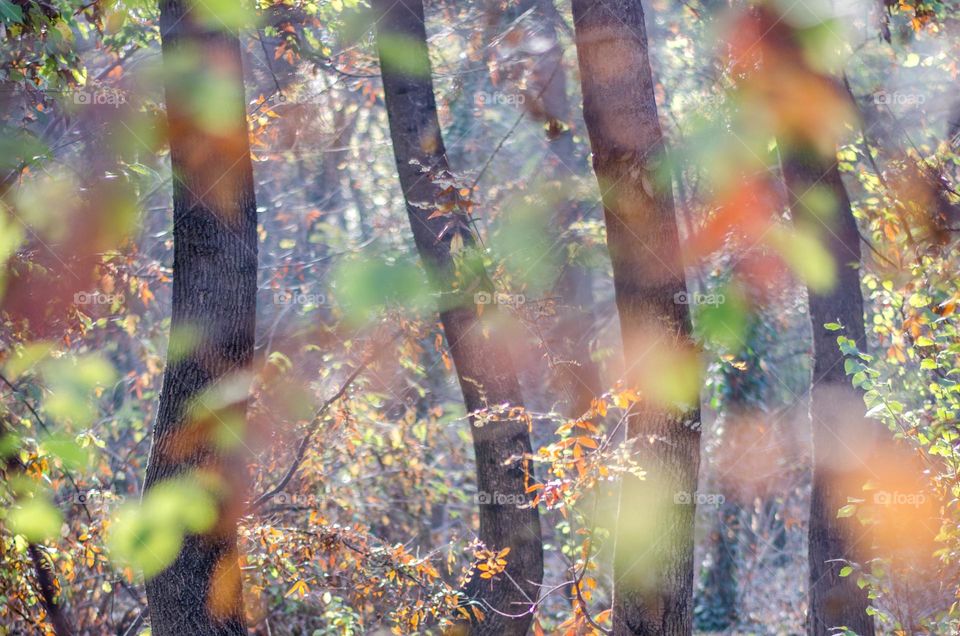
(249, 331), (401, 511)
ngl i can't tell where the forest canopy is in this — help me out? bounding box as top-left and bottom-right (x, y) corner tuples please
(0, 0), (959, 634)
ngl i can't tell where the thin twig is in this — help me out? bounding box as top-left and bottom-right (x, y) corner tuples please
(467, 50), (563, 195)
(0, 372), (93, 521)
(120, 610), (145, 636)
(249, 331), (401, 510)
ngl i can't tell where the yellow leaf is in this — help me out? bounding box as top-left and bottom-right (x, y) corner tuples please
(285, 579), (309, 598)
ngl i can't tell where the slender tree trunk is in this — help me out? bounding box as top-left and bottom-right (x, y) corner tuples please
(373, 0), (543, 633)
(529, 0), (603, 419)
(143, 2), (258, 634)
(571, 1), (701, 633)
(696, 500), (740, 632)
(697, 385), (753, 632)
(28, 544), (71, 636)
(446, 0), (501, 168)
(780, 146), (875, 636)
(317, 107), (356, 229)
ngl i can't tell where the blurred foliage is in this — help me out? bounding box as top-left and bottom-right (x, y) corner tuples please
(0, 0), (959, 634)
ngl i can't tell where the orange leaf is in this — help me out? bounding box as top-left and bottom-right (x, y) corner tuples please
(285, 579), (309, 598)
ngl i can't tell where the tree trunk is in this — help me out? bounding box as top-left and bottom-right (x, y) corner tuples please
(571, 1), (701, 634)
(780, 146), (875, 636)
(529, 0), (603, 419)
(373, 0), (543, 633)
(697, 378), (754, 632)
(445, 0), (501, 169)
(695, 500), (740, 632)
(143, 2), (258, 634)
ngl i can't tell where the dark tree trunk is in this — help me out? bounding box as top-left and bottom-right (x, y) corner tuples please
(780, 146), (875, 636)
(28, 544), (71, 636)
(142, 2), (258, 634)
(373, 0), (543, 633)
(571, 0), (701, 633)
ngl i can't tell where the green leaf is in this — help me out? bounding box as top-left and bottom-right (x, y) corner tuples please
(837, 504), (856, 518)
(0, 433), (19, 458)
(0, 0), (24, 23)
(865, 404), (886, 419)
(8, 497), (62, 542)
(839, 565), (853, 577)
(41, 354), (116, 427)
(332, 252), (429, 324)
(109, 504), (183, 579)
(108, 477), (218, 579)
(192, 0), (256, 30)
(4, 341), (55, 380)
(378, 34), (432, 78)
(851, 371), (867, 387)
(768, 226), (836, 292)
(147, 479), (218, 534)
(692, 282), (750, 351)
(837, 336), (857, 355)
(40, 433), (93, 470)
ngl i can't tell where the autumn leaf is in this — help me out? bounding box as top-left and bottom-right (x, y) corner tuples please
(284, 579), (310, 598)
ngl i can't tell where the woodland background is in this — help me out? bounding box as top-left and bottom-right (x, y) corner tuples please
(0, 0), (959, 634)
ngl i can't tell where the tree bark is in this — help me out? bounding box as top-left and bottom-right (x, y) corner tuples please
(27, 544), (72, 636)
(142, 2), (258, 634)
(372, 1), (543, 633)
(780, 146), (875, 636)
(571, 1), (701, 633)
